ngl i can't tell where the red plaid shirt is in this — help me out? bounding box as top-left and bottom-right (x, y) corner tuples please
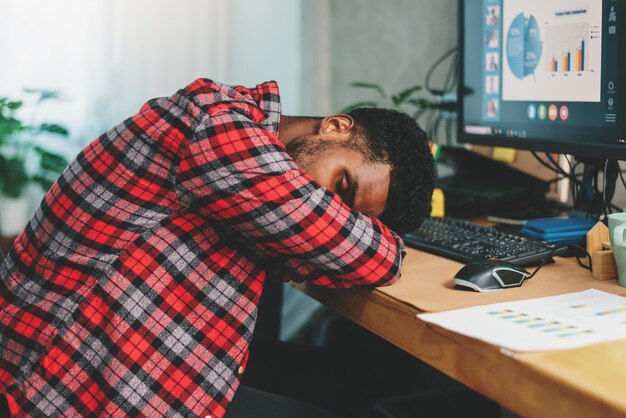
(0, 79), (404, 417)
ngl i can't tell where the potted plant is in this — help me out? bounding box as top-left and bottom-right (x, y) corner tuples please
(339, 82), (457, 144)
(0, 89), (70, 236)
(340, 82), (441, 115)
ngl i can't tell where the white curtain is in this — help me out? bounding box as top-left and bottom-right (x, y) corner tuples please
(0, 0), (231, 146)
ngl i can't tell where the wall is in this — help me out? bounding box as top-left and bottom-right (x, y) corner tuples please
(0, 0), (303, 145)
(229, 0), (303, 115)
(329, 0), (457, 113)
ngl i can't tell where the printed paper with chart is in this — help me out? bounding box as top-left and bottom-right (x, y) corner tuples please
(419, 289), (626, 352)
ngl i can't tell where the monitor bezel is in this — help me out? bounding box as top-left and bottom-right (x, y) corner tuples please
(457, 0), (626, 160)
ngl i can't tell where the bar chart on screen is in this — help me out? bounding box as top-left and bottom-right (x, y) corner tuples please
(546, 21), (598, 74)
(502, 0), (603, 103)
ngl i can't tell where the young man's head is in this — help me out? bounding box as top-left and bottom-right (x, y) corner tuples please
(280, 108), (434, 234)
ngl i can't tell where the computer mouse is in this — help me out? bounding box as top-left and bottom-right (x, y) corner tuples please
(454, 259), (530, 292)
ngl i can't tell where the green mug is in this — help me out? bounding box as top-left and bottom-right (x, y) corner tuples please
(608, 213), (626, 287)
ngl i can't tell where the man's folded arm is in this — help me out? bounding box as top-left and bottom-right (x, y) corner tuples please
(174, 106), (404, 289)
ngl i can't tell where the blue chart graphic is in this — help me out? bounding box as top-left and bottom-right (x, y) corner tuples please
(506, 13), (543, 79)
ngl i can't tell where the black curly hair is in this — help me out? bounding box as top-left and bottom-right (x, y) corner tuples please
(346, 108), (434, 234)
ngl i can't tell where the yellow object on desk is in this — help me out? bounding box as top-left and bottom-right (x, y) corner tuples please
(492, 147), (517, 163)
(430, 187), (444, 218)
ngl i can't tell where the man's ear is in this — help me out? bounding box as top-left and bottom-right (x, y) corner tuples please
(319, 114), (355, 135)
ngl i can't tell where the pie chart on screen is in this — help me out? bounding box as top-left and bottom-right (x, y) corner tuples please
(506, 13), (543, 79)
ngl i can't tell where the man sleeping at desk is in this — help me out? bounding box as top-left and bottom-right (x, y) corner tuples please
(0, 79), (433, 418)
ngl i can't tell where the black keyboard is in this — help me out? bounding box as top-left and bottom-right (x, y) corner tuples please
(403, 217), (566, 265)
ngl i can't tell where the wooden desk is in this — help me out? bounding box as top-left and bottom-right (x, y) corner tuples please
(293, 248), (626, 418)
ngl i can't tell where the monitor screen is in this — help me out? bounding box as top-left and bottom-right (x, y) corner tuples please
(459, 0), (626, 159)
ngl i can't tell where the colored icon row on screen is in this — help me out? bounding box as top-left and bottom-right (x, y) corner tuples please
(527, 104), (569, 121)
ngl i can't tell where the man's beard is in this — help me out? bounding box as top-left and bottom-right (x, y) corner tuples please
(285, 137), (336, 174)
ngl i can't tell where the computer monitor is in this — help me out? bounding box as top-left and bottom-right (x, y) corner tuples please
(459, 0), (625, 160)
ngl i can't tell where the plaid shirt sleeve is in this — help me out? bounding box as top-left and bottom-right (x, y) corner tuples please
(173, 80), (404, 289)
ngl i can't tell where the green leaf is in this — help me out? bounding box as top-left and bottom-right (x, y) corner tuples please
(0, 117), (25, 141)
(338, 101), (379, 114)
(0, 156), (29, 197)
(406, 98), (441, 109)
(23, 88), (62, 102)
(391, 85), (423, 106)
(38, 123), (69, 136)
(349, 82), (387, 99)
(33, 146), (68, 173)
(31, 174), (55, 193)
(0, 92), (69, 196)
(6, 100), (23, 111)
(0, 155), (5, 187)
